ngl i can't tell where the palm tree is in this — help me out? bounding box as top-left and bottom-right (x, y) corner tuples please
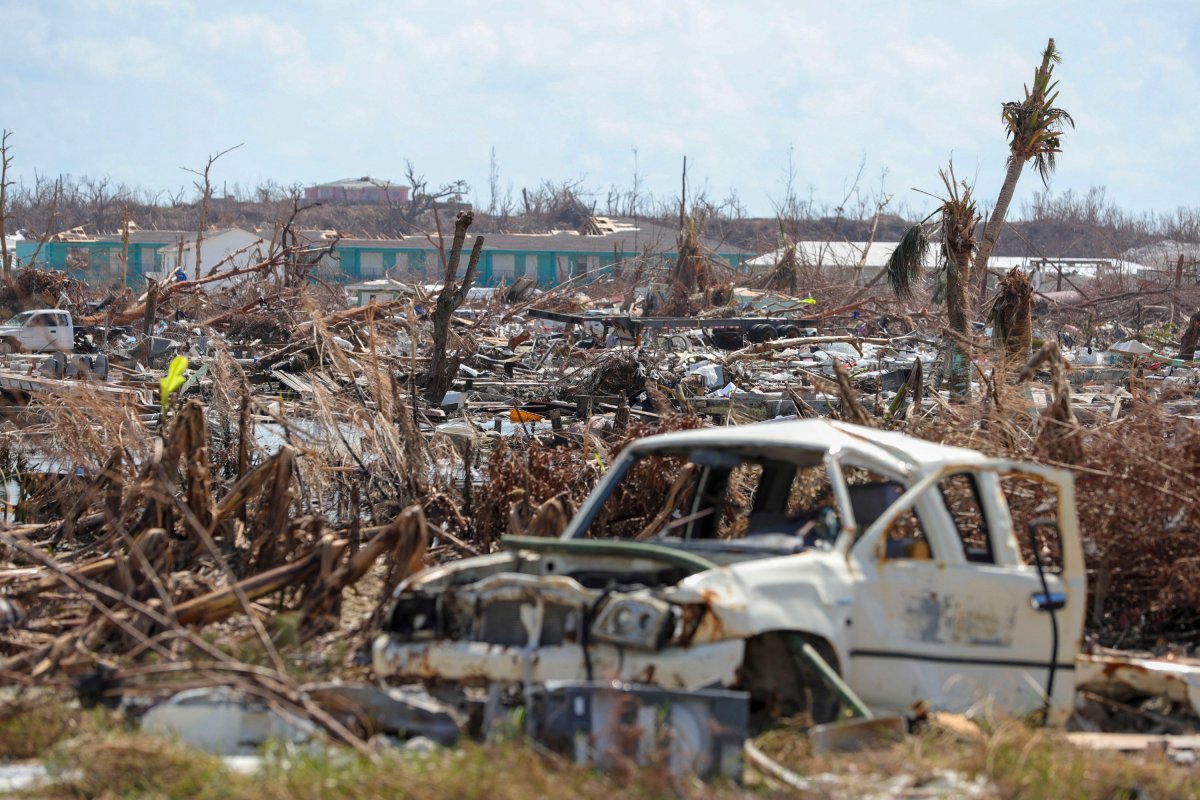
(887, 164), (980, 399)
(975, 38), (1073, 303)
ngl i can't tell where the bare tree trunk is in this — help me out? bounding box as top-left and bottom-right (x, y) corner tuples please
(119, 209), (131, 288)
(975, 157), (1024, 304)
(194, 188), (208, 282)
(679, 155), (687, 231)
(1178, 310), (1200, 360)
(946, 254), (971, 337)
(945, 248), (972, 400)
(0, 131), (12, 286)
(425, 211), (483, 404)
(182, 144), (242, 281)
(25, 177), (62, 271)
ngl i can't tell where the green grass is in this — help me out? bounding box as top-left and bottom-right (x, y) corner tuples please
(39, 736), (760, 800)
(5, 699), (1200, 799)
(756, 717), (1200, 800)
(0, 692), (115, 761)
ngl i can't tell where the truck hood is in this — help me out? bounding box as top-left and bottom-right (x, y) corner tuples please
(667, 549), (850, 644)
(402, 550), (526, 593)
(400, 535), (720, 595)
(390, 536), (845, 649)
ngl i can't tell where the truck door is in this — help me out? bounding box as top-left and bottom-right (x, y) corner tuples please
(51, 312), (71, 351)
(20, 313), (54, 352)
(847, 467), (1080, 719)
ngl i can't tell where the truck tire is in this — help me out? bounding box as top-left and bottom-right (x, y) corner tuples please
(0, 339), (17, 355)
(741, 631), (842, 731)
(667, 334), (691, 353)
(707, 329), (744, 350)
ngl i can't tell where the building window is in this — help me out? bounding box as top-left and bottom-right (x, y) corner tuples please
(66, 247), (91, 271)
(575, 255), (598, 277)
(102, 250), (121, 276)
(492, 254), (515, 283)
(316, 251), (341, 280)
(408, 251), (427, 276)
(360, 251), (384, 278)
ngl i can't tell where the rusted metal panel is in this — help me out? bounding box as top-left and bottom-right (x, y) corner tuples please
(1077, 653), (1200, 717)
(372, 638), (744, 690)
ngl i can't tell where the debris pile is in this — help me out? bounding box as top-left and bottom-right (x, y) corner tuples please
(0, 208), (1197, 772)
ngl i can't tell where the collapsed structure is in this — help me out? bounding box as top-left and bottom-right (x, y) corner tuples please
(0, 208), (1197, 776)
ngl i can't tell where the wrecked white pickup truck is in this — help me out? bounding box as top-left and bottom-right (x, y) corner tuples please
(376, 419), (1193, 736)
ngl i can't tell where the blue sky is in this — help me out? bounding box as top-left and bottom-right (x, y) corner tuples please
(1, 0), (1197, 219)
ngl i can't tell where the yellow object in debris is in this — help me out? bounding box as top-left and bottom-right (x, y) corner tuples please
(510, 408), (544, 423)
(159, 355), (189, 418)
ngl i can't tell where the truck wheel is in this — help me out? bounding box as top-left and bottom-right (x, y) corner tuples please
(0, 339), (16, 355)
(741, 632), (842, 731)
(667, 334), (691, 352)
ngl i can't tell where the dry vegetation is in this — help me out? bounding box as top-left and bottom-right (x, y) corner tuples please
(2, 232), (1190, 693)
(0, 168), (1195, 795)
(1, 693), (1198, 798)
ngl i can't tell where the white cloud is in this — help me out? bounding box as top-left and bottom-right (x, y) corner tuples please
(0, 0), (1196, 217)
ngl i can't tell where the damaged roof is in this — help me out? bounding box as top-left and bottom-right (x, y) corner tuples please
(321, 218), (750, 257)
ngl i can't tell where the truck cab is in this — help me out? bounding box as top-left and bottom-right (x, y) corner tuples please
(374, 420), (1086, 726)
(0, 309), (74, 353)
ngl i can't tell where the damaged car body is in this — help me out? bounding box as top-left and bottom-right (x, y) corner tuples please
(374, 419), (1086, 728)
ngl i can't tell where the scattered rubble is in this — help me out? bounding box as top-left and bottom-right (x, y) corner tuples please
(0, 208), (1196, 784)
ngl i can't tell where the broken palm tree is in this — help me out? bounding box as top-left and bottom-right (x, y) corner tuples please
(975, 37), (1074, 303)
(1018, 340), (1082, 463)
(661, 217), (717, 316)
(990, 266), (1034, 371)
(887, 163), (979, 400)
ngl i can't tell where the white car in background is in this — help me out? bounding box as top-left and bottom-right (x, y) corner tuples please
(0, 309), (75, 353)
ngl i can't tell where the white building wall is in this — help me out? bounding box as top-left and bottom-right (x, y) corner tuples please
(158, 229), (270, 278)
